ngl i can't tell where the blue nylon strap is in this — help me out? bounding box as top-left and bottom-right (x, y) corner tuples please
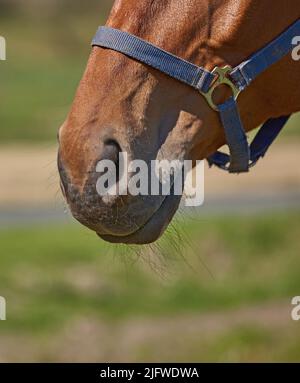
(91, 20), (299, 173)
(249, 116), (290, 165)
(92, 27), (215, 93)
(208, 19), (299, 172)
(208, 115), (290, 170)
(215, 97), (250, 173)
(230, 19), (300, 90)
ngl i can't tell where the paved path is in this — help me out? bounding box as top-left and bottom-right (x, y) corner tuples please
(0, 190), (299, 229)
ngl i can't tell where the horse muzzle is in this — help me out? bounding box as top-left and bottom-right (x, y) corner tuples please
(57, 146), (182, 244)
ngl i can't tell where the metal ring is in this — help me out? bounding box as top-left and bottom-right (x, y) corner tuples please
(201, 65), (241, 111)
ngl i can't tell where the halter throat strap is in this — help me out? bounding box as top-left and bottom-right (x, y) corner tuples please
(92, 19), (300, 173)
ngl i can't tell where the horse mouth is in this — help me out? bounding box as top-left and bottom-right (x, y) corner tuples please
(97, 193), (182, 244)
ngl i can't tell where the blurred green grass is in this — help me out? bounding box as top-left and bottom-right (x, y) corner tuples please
(0, 6), (299, 143)
(0, 211), (299, 333)
(0, 4), (110, 142)
(1, 211), (300, 361)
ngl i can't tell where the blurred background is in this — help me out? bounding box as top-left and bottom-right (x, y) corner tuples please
(0, 0), (300, 362)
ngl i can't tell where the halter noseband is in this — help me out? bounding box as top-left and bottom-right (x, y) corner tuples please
(92, 19), (300, 173)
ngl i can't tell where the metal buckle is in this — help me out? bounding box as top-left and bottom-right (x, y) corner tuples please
(201, 65), (241, 111)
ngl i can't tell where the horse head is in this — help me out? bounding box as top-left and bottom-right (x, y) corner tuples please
(58, 0), (300, 244)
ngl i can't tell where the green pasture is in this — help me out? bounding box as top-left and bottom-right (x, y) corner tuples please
(0, 211), (300, 361)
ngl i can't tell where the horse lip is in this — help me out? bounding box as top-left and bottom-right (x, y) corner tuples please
(97, 193), (182, 244)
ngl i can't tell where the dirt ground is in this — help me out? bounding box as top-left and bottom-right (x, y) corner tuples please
(1, 142), (299, 206)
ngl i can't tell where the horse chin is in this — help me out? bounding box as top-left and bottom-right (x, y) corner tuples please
(97, 194), (182, 244)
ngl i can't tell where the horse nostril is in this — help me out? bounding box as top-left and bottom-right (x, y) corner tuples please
(102, 140), (120, 163)
(100, 139), (121, 181)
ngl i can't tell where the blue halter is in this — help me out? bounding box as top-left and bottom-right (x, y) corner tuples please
(92, 19), (300, 173)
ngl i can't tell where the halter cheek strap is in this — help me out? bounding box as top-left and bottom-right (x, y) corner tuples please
(92, 19), (300, 173)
